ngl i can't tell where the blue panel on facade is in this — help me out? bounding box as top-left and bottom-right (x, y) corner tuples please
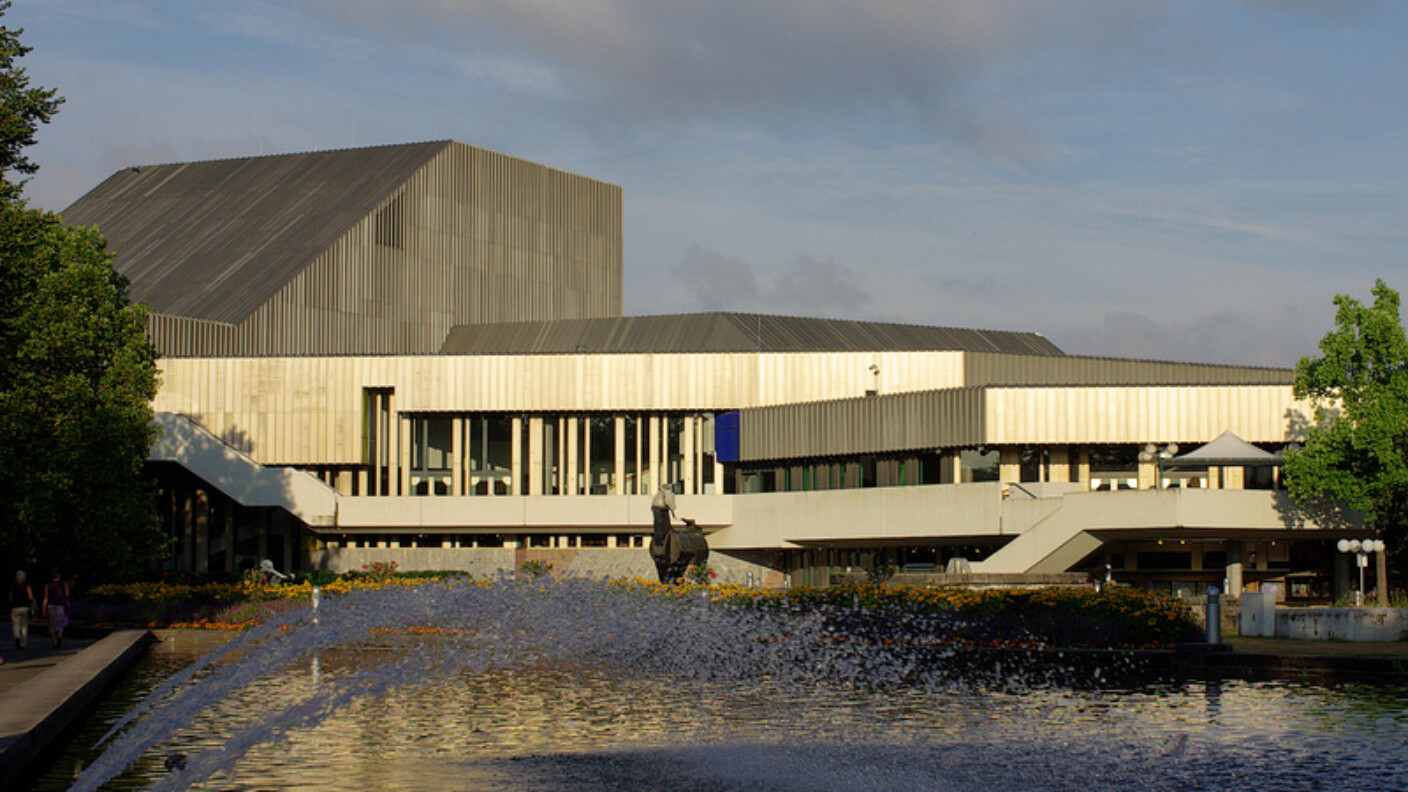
(715, 411), (741, 463)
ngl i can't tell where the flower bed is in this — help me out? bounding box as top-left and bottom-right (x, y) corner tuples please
(78, 572), (1198, 648)
(612, 580), (1201, 649)
(77, 570), (461, 629)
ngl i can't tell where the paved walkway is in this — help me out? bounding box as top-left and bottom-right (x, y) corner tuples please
(0, 629), (155, 783)
(0, 630), (97, 696)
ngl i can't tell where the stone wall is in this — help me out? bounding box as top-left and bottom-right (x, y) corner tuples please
(1275, 607), (1408, 641)
(305, 546), (782, 585)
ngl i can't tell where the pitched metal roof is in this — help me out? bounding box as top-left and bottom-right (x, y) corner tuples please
(1167, 430), (1283, 466)
(61, 141), (450, 324)
(439, 313), (1066, 355)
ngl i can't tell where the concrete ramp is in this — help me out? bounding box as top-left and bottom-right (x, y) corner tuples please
(150, 412), (338, 526)
(975, 488), (1303, 575)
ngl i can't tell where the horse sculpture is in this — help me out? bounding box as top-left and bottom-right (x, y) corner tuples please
(650, 517), (709, 584)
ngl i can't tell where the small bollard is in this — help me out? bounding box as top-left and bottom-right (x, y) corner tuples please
(1205, 586), (1221, 645)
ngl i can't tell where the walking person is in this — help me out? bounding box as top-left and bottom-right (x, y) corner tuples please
(42, 568), (69, 649)
(8, 570), (34, 650)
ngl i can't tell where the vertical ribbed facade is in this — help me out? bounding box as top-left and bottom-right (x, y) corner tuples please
(157, 142), (622, 356)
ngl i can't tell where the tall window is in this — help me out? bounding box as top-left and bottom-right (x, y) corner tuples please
(467, 414), (514, 495)
(588, 416), (614, 494)
(411, 416), (453, 472)
(1090, 446), (1139, 491)
(960, 449), (1000, 482)
(411, 416), (453, 495)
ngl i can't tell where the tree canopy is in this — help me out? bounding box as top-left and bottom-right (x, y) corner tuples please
(1283, 279), (1408, 561)
(0, 4), (165, 577)
(0, 2), (60, 201)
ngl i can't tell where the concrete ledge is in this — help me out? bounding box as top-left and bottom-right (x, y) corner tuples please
(0, 630), (155, 782)
(1276, 607), (1408, 641)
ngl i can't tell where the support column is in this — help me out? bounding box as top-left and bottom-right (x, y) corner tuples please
(511, 415), (523, 496)
(1223, 466), (1244, 489)
(1076, 449), (1091, 491)
(944, 452), (961, 484)
(614, 416), (626, 496)
(1377, 546), (1389, 606)
(528, 417), (544, 496)
(451, 416), (464, 496)
(649, 415), (662, 492)
(1225, 541), (1244, 598)
(556, 417), (566, 495)
(999, 448), (1020, 483)
(1049, 447), (1070, 483)
(682, 415), (696, 495)
(566, 416), (580, 495)
(396, 414), (410, 497)
(374, 391), (389, 496)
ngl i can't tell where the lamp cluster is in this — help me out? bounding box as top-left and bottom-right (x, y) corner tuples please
(1336, 538), (1386, 606)
(1337, 538), (1385, 554)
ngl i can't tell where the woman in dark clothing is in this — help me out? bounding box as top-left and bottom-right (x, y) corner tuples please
(8, 569), (34, 650)
(42, 569), (69, 648)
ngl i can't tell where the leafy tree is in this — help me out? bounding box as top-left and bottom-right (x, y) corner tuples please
(0, 1), (61, 201)
(1283, 279), (1408, 572)
(0, 4), (165, 577)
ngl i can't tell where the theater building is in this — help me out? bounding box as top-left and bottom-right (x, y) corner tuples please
(62, 141), (1362, 599)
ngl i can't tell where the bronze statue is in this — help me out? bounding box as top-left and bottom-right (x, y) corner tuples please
(649, 484), (709, 583)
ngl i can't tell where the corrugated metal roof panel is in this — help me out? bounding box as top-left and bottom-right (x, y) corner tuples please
(62, 141), (451, 324)
(439, 313), (1066, 355)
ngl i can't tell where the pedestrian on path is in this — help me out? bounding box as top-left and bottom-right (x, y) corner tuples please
(8, 569), (34, 650)
(42, 568), (69, 649)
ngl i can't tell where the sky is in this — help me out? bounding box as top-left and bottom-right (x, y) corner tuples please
(9, 0), (1408, 367)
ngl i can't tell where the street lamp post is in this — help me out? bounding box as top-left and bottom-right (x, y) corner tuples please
(1139, 443), (1179, 488)
(1337, 538), (1386, 606)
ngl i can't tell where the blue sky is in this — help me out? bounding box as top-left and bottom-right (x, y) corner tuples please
(10, 0), (1408, 366)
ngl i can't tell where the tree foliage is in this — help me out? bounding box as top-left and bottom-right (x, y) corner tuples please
(0, 2), (61, 201)
(1283, 279), (1408, 558)
(0, 4), (165, 576)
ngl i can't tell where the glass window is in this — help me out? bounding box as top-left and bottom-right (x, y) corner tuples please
(1019, 447), (1048, 483)
(1089, 445), (1139, 491)
(623, 416), (639, 495)
(960, 449), (1000, 482)
(411, 416), (452, 472)
(588, 415), (614, 494)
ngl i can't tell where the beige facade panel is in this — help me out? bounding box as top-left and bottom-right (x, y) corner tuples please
(154, 352), (1305, 467)
(983, 385), (1308, 445)
(737, 384), (1309, 461)
(154, 350), (968, 465)
(963, 353), (1293, 388)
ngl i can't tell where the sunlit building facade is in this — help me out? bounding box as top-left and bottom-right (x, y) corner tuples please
(67, 142), (1363, 599)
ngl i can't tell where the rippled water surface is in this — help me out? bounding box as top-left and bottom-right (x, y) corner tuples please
(32, 581), (1408, 791)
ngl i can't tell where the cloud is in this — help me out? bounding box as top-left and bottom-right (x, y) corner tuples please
(310, 0), (1162, 149)
(1052, 307), (1327, 367)
(770, 254), (871, 315)
(672, 245), (869, 317)
(675, 245), (761, 310)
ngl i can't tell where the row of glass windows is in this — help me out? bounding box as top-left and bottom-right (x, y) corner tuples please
(365, 409), (720, 497)
(323, 533), (649, 549)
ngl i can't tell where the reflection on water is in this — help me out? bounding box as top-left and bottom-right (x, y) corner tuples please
(29, 581), (1408, 791)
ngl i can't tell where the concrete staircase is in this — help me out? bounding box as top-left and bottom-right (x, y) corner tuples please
(149, 412), (338, 526)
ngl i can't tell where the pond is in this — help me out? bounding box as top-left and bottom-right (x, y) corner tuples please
(27, 581), (1408, 791)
